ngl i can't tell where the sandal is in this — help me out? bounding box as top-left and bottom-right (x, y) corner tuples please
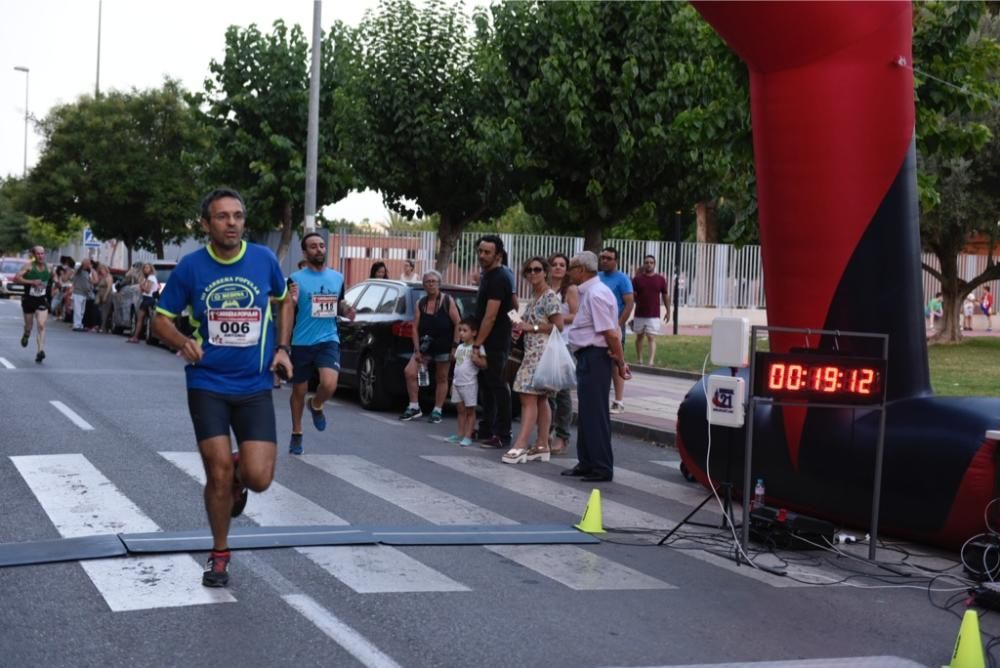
(501, 448), (528, 464)
(525, 444), (550, 463)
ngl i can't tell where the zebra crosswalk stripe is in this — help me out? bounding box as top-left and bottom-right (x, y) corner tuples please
(423, 455), (840, 588)
(301, 454), (673, 591)
(10, 454), (234, 611)
(159, 451), (468, 593)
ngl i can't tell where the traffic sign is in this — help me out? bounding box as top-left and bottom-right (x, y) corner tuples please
(83, 227), (101, 249)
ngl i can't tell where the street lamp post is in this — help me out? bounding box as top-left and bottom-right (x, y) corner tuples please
(13, 66), (29, 177)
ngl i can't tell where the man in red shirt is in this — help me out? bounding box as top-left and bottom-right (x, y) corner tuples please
(630, 255), (670, 365)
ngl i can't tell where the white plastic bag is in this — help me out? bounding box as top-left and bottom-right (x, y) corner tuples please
(529, 328), (576, 392)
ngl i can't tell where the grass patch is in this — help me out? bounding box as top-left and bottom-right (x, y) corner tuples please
(626, 334), (1000, 397)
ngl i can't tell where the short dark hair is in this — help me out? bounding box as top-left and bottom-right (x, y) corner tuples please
(301, 232), (324, 251)
(602, 247), (619, 260)
(459, 316), (479, 331)
(476, 234), (504, 255)
(369, 261), (388, 278)
(644, 254), (656, 262)
(200, 188), (246, 221)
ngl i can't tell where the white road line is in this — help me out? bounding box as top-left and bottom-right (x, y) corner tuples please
(160, 451), (467, 593)
(550, 459), (717, 507)
(302, 454), (673, 591)
(424, 456), (835, 588)
(0, 357), (14, 369)
(283, 594), (404, 668)
(359, 413), (402, 427)
(11, 454), (234, 610)
(49, 400), (94, 431)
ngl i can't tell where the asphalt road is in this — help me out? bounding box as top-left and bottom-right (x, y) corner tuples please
(0, 297), (988, 668)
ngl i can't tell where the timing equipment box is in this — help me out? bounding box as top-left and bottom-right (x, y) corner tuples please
(749, 505), (835, 550)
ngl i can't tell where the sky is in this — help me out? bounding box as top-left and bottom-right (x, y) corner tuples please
(0, 0), (388, 222)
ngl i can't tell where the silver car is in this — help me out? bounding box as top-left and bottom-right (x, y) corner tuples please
(0, 258), (27, 298)
(109, 261), (177, 340)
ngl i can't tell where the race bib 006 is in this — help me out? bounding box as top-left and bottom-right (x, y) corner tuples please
(207, 308), (262, 347)
(311, 294), (338, 318)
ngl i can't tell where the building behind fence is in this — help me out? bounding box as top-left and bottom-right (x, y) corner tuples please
(57, 228), (997, 311)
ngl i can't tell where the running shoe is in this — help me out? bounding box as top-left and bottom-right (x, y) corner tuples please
(308, 399), (327, 431)
(289, 433), (303, 455)
(202, 549), (231, 587)
(446, 434), (461, 444)
(35, 351), (45, 364)
(459, 437), (474, 447)
(610, 400), (626, 414)
(427, 410), (442, 424)
(231, 452), (248, 518)
(20, 332), (28, 348)
(399, 407), (423, 421)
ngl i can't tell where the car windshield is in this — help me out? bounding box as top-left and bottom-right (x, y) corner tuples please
(1, 261), (25, 274)
(412, 288), (477, 317)
(155, 267), (174, 284)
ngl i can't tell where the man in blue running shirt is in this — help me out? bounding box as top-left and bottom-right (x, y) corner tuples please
(153, 188), (292, 588)
(280, 232), (355, 454)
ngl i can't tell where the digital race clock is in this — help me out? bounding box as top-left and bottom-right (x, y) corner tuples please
(753, 351), (886, 405)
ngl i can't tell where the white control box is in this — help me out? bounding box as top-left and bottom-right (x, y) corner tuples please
(706, 375), (745, 428)
(710, 317), (750, 368)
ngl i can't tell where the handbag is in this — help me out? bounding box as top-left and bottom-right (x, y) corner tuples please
(528, 328), (577, 392)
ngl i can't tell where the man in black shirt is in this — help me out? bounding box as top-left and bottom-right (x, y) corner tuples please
(474, 235), (513, 448)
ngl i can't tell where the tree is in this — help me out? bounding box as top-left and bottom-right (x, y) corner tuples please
(0, 178), (30, 254)
(916, 2), (1000, 342)
(25, 81), (209, 263)
(339, 0), (513, 271)
(482, 1), (753, 251)
(199, 20), (357, 261)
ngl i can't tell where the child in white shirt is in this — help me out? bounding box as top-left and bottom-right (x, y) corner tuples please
(449, 317), (487, 447)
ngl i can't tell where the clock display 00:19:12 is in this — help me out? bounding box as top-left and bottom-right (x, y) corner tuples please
(766, 362), (877, 395)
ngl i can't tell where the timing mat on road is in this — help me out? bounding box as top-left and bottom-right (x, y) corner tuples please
(0, 524), (599, 567)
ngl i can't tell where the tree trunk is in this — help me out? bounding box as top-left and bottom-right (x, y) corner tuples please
(583, 219), (603, 253)
(695, 200), (718, 243)
(276, 201), (293, 263)
(929, 250), (963, 343)
(126, 244), (133, 267)
(155, 238), (165, 260)
(436, 214), (461, 273)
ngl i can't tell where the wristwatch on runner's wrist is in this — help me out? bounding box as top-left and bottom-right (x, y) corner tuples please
(276, 344), (291, 354)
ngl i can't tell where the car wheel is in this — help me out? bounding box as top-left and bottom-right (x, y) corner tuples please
(358, 353), (390, 411)
(679, 461), (697, 483)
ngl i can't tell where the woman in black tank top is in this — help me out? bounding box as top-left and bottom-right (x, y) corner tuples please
(400, 271), (461, 423)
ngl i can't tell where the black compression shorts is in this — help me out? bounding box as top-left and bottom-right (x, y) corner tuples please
(21, 295), (49, 314)
(186, 389), (277, 444)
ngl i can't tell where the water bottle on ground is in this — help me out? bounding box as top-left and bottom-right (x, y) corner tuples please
(753, 478), (765, 510)
(417, 363), (430, 387)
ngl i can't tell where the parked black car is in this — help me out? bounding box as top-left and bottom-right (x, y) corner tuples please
(335, 279), (477, 410)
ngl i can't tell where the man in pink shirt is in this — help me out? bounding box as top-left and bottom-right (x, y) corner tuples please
(562, 251), (630, 482)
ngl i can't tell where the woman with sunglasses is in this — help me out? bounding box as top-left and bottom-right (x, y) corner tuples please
(503, 257), (563, 464)
(546, 253), (579, 455)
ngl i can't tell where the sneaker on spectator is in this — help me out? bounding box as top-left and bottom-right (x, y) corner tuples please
(427, 410), (442, 424)
(479, 436), (507, 449)
(446, 434), (461, 444)
(399, 406), (422, 421)
(610, 400), (625, 414)
(202, 550), (231, 588)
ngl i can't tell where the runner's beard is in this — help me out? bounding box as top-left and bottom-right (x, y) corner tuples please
(308, 253), (326, 269)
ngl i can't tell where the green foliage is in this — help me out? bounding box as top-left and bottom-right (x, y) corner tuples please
(468, 203), (547, 235)
(25, 80), (209, 255)
(198, 20), (356, 243)
(914, 1), (1000, 209)
(0, 178), (30, 254)
(340, 0), (514, 268)
(481, 1), (753, 246)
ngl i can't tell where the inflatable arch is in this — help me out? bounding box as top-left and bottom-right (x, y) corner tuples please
(676, 1), (1000, 549)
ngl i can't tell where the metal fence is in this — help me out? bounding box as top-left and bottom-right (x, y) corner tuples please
(57, 227), (998, 311)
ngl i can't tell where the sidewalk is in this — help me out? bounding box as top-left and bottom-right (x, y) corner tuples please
(571, 366), (699, 448)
